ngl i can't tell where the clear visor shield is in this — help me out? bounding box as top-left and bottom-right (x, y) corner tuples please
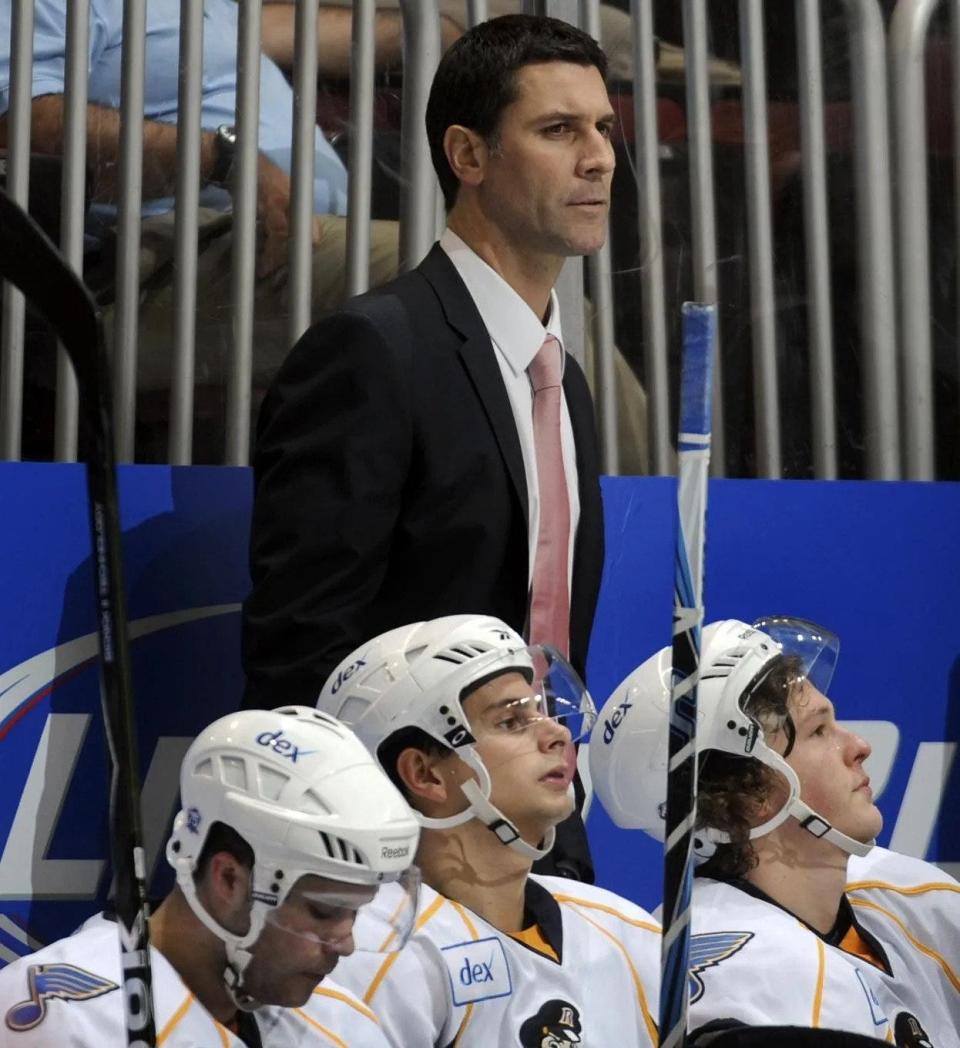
(425, 644), (596, 814)
(454, 643), (595, 744)
(749, 617), (840, 700)
(262, 867), (421, 956)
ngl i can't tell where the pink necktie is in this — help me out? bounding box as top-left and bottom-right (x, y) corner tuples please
(527, 336), (571, 658)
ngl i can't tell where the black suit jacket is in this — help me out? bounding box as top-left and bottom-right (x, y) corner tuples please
(242, 245), (605, 879)
(243, 244), (604, 703)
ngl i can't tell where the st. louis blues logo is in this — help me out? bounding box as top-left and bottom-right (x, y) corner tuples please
(688, 932), (754, 1003)
(5, 963), (118, 1030)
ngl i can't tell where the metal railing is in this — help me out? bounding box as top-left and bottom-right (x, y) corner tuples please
(0, 0), (951, 479)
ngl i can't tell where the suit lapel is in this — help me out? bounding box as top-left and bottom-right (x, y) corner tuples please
(419, 246), (529, 518)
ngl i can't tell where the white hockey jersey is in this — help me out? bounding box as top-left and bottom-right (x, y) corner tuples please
(847, 846), (960, 1048)
(687, 877), (904, 1042)
(328, 873), (661, 1047)
(0, 919), (389, 1047)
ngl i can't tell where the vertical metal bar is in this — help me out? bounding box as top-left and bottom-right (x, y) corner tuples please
(398, 0), (442, 271)
(466, 1), (489, 25)
(54, 0), (90, 463)
(954, 0), (960, 432)
(841, 0), (900, 479)
(287, 0), (318, 348)
(738, 0), (781, 477)
(890, 0), (938, 480)
(548, 1), (587, 368)
(225, 0), (263, 467)
(796, 0), (838, 479)
(582, 0), (618, 474)
(681, 0), (726, 474)
(346, 0), (375, 297)
(954, 0), (960, 429)
(168, 0), (205, 466)
(631, 0), (671, 475)
(113, 0), (147, 463)
(1, 0), (33, 461)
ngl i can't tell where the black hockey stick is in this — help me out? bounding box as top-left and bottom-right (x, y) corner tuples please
(660, 303), (716, 1048)
(0, 188), (157, 1047)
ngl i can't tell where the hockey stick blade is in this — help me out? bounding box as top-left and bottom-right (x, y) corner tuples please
(659, 302), (716, 1048)
(0, 188), (157, 1047)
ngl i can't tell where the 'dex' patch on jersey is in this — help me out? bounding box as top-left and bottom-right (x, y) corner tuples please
(441, 935), (513, 1006)
(688, 932), (754, 1003)
(5, 963), (119, 1031)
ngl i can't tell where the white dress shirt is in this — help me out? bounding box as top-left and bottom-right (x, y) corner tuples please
(439, 228), (581, 597)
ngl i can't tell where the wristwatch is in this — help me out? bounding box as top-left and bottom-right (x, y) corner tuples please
(209, 124), (237, 187)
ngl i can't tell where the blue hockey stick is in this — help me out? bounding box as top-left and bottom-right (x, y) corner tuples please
(659, 302), (717, 1048)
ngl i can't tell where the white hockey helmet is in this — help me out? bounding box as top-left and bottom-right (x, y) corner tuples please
(166, 706), (421, 1008)
(318, 614), (596, 861)
(589, 617), (872, 859)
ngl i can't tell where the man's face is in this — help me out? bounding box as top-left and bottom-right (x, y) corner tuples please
(241, 875), (374, 1007)
(459, 670), (577, 840)
(473, 61), (615, 266)
(767, 681), (883, 848)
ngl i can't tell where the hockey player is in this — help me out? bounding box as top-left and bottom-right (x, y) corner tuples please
(317, 614), (661, 1047)
(590, 617), (954, 1047)
(0, 706), (421, 1046)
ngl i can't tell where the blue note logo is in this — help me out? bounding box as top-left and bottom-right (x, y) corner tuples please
(518, 999), (583, 1047)
(687, 931), (754, 1003)
(441, 936), (512, 1005)
(255, 730), (315, 762)
(5, 964), (118, 1031)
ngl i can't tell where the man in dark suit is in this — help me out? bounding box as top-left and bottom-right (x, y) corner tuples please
(242, 14), (614, 879)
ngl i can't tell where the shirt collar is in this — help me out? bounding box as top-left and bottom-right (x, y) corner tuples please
(439, 228), (564, 379)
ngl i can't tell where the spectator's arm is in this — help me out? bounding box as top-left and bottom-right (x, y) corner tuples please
(0, 94), (223, 203)
(259, 4), (462, 76)
(0, 93), (305, 276)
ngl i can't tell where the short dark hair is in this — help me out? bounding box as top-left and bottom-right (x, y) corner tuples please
(696, 655), (804, 881)
(425, 14), (608, 209)
(194, 821), (255, 882)
(378, 727), (453, 798)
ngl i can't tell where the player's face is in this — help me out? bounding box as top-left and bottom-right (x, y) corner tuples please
(473, 61), (615, 267)
(463, 671), (577, 839)
(769, 681), (883, 846)
(242, 875), (371, 1007)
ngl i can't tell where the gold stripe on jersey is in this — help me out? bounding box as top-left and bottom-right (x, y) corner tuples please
(157, 993), (194, 1044)
(508, 924), (559, 962)
(364, 894), (447, 1005)
(849, 896), (960, 993)
(312, 984), (380, 1024)
(811, 939), (826, 1027)
(551, 893), (660, 934)
(565, 904), (659, 1044)
(847, 879), (960, 897)
(154, 991), (232, 1047)
(296, 1006), (349, 1047)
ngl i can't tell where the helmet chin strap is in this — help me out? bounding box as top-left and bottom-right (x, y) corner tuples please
(411, 748), (558, 860)
(786, 798), (874, 857)
(170, 856), (270, 1012)
(460, 778), (556, 860)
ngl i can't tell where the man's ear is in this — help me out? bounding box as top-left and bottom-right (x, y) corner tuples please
(396, 746), (458, 806)
(443, 124), (489, 191)
(199, 853), (252, 933)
